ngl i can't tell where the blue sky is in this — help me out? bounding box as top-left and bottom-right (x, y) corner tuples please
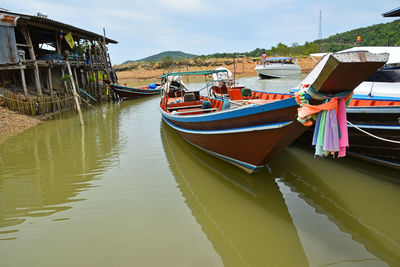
(2, 0), (399, 64)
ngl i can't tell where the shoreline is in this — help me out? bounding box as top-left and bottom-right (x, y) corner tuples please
(116, 57), (317, 85)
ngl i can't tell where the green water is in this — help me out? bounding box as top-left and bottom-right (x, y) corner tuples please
(1, 77), (399, 266)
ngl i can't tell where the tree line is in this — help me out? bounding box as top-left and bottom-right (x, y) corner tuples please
(197, 19), (400, 59)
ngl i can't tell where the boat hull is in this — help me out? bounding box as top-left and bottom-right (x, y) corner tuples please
(346, 105), (400, 168)
(255, 64), (301, 79)
(160, 98), (307, 173)
(110, 84), (161, 98)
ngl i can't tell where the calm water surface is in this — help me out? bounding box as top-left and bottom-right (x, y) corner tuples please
(1, 76), (399, 267)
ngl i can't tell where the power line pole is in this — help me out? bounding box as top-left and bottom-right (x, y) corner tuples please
(319, 10), (322, 52)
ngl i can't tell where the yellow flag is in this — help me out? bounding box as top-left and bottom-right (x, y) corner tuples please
(64, 32), (75, 48)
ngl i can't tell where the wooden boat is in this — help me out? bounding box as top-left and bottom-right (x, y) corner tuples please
(255, 57), (301, 79)
(159, 52), (388, 173)
(110, 83), (161, 98)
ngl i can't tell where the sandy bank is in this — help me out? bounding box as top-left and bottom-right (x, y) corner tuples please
(0, 107), (41, 142)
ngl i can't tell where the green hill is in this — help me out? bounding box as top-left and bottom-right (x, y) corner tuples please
(122, 51), (198, 64)
(320, 19), (400, 51)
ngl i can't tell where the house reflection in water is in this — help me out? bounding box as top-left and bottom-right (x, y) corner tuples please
(0, 106), (121, 238)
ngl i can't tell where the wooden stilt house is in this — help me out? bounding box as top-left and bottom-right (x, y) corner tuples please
(0, 8), (118, 115)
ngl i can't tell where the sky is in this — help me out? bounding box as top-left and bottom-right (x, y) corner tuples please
(2, 0), (399, 64)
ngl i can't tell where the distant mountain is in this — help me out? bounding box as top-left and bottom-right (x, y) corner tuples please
(122, 51), (198, 64)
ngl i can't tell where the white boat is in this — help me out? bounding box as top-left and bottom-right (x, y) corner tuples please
(255, 57), (301, 79)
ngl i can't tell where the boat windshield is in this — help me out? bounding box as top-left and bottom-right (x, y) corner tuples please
(161, 69), (231, 97)
(263, 57), (296, 64)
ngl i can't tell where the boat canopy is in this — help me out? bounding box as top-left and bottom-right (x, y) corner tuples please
(264, 57), (296, 61)
(161, 69), (228, 78)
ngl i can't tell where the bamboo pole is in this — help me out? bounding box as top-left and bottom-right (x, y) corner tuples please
(66, 61), (84, 125)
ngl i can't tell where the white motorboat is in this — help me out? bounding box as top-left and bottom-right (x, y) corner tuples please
(255, 57), (301, 79)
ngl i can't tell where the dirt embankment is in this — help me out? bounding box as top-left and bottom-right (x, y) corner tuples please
(0, 106), (41, 141)
(116, 57), (317, 83)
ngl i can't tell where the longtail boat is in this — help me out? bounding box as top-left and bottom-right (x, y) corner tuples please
(110, 83), (161, 98)
(159, 52), (388, 173)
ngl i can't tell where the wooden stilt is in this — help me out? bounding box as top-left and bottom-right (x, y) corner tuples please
(95, 70), (99, 96)
(61, 67), (68, 92)
(73, 67), (79, 89)
(19, 65), (28, 96)
(48, 67), (53, 95)
(80, 68), (86, 90)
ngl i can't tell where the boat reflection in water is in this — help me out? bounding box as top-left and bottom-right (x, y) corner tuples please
(161, 122), (308, 266)
(0, 105), (122, 240)
(276, 143), (400, 266)
(161, 122), (398, 266)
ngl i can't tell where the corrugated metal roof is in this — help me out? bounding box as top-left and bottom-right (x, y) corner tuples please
(0, 9), (117, 43)
(382, 7), (400, 17)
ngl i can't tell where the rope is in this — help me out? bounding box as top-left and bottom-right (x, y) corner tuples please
(308, 86), (353, 99)
(347, 120), (400, 144)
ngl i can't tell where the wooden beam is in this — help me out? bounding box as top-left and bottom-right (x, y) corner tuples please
(0, 65), (26, 70)
(16, 43), (31, 47)
(21, 25), (42, 96)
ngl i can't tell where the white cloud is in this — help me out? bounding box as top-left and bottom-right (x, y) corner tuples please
(2, 0), (398, 64)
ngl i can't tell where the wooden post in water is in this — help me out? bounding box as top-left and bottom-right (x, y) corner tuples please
(66, 61), (84, 125)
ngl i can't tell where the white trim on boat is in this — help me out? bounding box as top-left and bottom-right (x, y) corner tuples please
(347, 123), (400, 130)
(346, 107), (400, 113)
(162, 117), (293, 135)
